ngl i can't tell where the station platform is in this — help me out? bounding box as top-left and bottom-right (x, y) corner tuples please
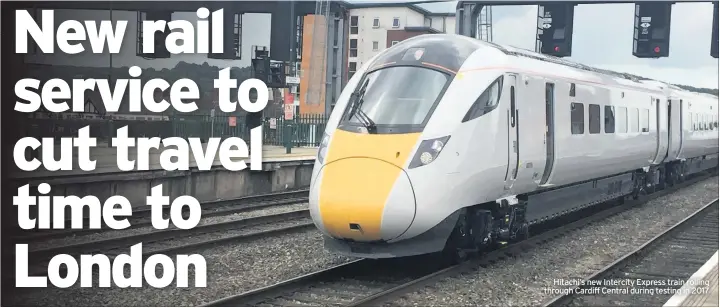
(664, 251), (719, 307)
(9, 145), (318, 180)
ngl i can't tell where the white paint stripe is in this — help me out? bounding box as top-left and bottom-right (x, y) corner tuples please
(664, 250), (719, 307)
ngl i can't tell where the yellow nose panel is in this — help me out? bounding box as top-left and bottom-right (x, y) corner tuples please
(319, 129), (420, 241)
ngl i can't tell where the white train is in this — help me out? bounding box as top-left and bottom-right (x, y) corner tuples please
(309, 34), (719, 260)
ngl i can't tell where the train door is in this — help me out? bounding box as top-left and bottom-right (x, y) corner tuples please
(504, 74), (520, 190)
(677, 99), (685, 157)
(667, 99), (682, 160)
(652, 97), (669, 164)
(539, 83), (555, 185)
(667, 99), (673, 160)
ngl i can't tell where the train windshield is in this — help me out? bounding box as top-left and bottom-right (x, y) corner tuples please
(342, 66), (450, 130)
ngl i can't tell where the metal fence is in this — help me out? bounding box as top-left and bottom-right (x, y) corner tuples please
(24, 113), (329, 148)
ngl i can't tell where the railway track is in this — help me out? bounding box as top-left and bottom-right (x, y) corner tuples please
(543, 198), (719, 307)
(10, 189), (310, 242)
(204, 171), (715, 307)
(19, 208), (314, 279)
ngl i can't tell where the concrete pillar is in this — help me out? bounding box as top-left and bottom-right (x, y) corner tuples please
(324, 11), (346, 115)
(456, 1), (482, 38)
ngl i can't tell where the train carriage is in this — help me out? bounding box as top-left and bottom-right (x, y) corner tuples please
(309, 34), (719, 259)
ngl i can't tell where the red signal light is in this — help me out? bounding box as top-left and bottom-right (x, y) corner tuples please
(654, 46), (660, 53)
(554, 46), (560, 52)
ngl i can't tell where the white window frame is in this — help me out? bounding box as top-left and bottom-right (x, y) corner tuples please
(372, 41), (379, 51)
(373, 17), (380, 28)
(392, 17), (400, 28)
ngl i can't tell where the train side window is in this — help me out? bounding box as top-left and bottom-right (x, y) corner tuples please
(616, 107), (627, 133)
(510, 86), (516, 127)
(571, 102), (584, 134)
(708, 114), (712, 130)
(604, 106), (615, 133)
(698, 113), (703, 131)
(698, 114), (702, 131)
(629, 108), (639, 132)
(462, 76), (503, 123)
(697, 113), (701, 131)
(705, 114), (710, 130)
(640, 108), (649, 132)
(588, 104), (601, 134)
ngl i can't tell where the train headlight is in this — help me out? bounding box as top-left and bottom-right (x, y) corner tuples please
(409, 136), (450, 169)
(317, 133), (330, 164)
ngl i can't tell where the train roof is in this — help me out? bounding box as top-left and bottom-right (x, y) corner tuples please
(450, 35), (717, 98)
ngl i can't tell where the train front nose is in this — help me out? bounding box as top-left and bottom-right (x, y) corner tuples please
(310, 158), (417, 242)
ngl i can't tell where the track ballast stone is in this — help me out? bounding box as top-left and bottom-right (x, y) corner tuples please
(388, 176), (718, 307)
(28, 203), (309, 251)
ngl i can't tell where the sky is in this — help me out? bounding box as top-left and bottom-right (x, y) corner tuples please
(21, 1), (719, 88)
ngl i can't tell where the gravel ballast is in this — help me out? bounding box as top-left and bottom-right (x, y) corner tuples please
(389, 176), (718, 306)
(7, 177), (716, 306)
(9, 228), (355, 306)
(29, 203), (309, 251)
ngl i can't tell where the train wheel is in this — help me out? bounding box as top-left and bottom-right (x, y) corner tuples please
(657, 167), (666, 191)
(440, 243), (469, 265)
(441, 222), (470, 265)
(632, 172), (647, 200)
(666, 167), (676, 187)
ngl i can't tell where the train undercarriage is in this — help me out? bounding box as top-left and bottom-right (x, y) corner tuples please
(442, 156), (718, 262)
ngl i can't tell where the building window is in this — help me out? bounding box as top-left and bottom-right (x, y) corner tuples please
(424, 17), (432, 27)
(350, 16), (359, 34)
(349, 62), (357, 73)
(571, 102), (584, 134)
(348, 61), (357, 80)
(604, 106), (615, 133)
(373, 18), (380, 28)
(589, 104), (600, 134)
(372, 41), (379, 51)
(349, 39), (357, 57)
(391, 41), (399, 46)
(392, 17), (400, 28)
